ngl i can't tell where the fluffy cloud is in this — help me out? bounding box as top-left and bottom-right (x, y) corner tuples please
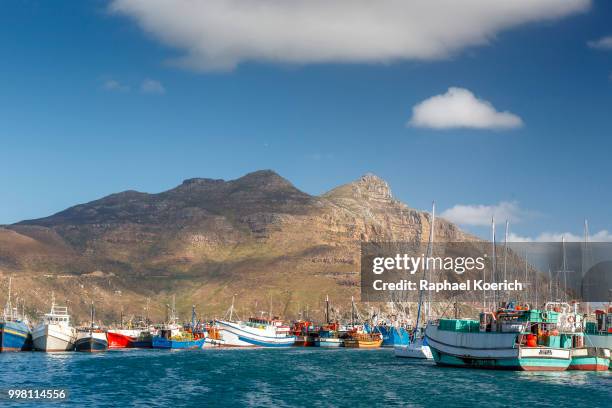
(587, 35), (612, 50)
(409, 87), (523, 129)
(440, 201), (527, 227)
(102, 79), (130, 92)
(140, 79), (166, 94)
(109, 0), (589, 71)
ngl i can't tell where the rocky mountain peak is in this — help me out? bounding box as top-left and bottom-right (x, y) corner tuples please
(323, 173), (393, 203)
(354, 173), (393, 200)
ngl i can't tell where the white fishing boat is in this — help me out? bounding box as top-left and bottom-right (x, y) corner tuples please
(32, 296), (76, 352)
(215, 318), (295, 347)
(425, 309), (573, 371)
(215, 295), (295, 347)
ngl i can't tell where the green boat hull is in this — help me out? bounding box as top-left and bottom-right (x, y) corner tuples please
(430, 348), (571, 371)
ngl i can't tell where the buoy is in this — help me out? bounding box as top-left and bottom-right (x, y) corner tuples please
(526, 334), (537, 347)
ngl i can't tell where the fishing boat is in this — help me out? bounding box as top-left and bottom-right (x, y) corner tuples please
(0, 278), (32, 352)
(544, 302), (611, 371)
(152, 304), (206, 349)
(131, 330), (155, 348)
(75, 303), (108, 352)
(203, 325), (226, 347)
(425, 307), (573, 371)
(377, 324), (410, 348)
(584, 308), (612, 364)
(32, 295), (76, 352)
(107, 313), (155, 348)
(291, 320), (317, 346)
(315, 331), (344, 347)
(341, 297), (382, 348)
(215, 295), (295, 347)
(75, 330), (108, 352)
(314, 296), (344, 347)
(216, 317), (295, 347)
(106, 328), (154, 349)
(569, 347), (610, 371)
(152, 329), (205, 349)
(343, 331), (383, 348)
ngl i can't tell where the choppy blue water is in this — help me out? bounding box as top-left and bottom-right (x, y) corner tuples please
(1, 348), (610, 407)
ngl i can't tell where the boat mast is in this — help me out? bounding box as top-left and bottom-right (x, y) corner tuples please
(351, 296), (355, 328)
(90, 301), (95, 332)
(415, 201), (435, 332)
(562, 236), (568, 302)
(269, 293), (273, 321)
(191, 304), (196, 328)
(426, 201), (435, 323)
(3, 276), (12, 319)
(583, 219), (590, 315)
(229, 294), (235, 321)
(170, 294), (177, 324)
(325, 295), (330, 324)
(145, 297), (150, 325)
(487, 217), (496, 311)
(524, 250), (528, 305)
(503, 220), (509, 304)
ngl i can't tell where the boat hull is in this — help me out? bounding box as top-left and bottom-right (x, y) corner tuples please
(131, 339), (153, 348)
(152, 337), (205, 349)
(378, 326), (410, 347)
(75, 335), (108, 352)
(293, 335), (315, 346)
(106, 331), (134, 349)
(216, 320), (295, 347)
(569, 347), (610, 371)
(0, 321), (32, 352)
(394, 343), (433, 359)
(32, 324), (75, 352)
(426, 324), (571, 371)
(343, 338), (383, 348)
(315, 337), (344, 347)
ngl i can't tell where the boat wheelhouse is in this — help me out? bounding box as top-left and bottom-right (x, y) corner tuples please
(32, 297), (76, 352)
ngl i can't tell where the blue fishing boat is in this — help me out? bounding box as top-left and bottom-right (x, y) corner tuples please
(152, 333), (205, 349)
(376, 324), (410, 347)
(314, 325), (345, 347)
(0, 277), (32, 352)
(152, 303), (206, 349)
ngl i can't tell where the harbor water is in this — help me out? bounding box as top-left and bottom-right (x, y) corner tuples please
(1, 348), (610, 407)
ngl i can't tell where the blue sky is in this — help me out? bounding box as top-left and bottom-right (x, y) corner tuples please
(1, 0), (611, 241)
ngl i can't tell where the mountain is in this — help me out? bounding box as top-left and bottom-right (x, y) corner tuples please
(0, 170), (470, 323)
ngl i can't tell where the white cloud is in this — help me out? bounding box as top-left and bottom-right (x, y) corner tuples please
(587, 35), (612, 50)
(440, 201), (527, 227)
(109, 0), (589, 71)
(140, 79), (166, 94)
(102, 79), (130, 92)
(508, 230), (612, 242)
(409, 87), (523, 130)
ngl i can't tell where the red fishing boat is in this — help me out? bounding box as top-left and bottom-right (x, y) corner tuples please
(106, 329), (154, 349)
(106, 329), (138, 348)
(291, 320), (317, 346)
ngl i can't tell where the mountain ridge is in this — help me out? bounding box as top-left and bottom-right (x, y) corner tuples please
(1, 170), (470, 323)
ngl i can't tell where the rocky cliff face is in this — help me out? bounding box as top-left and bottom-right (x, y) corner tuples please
(0, 170), (471, 323)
